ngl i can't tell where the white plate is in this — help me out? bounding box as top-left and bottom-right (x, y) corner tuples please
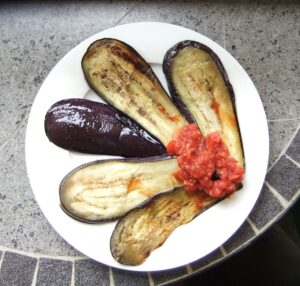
(25, 22), (269, 271)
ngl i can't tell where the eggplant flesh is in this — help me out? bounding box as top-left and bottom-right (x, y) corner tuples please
(110, 187), (218, 266)
(45, 98), (166, 157)
(163, 41), (244, 166)
(60, 157), (180, 222)
(82, 38), (187, 146)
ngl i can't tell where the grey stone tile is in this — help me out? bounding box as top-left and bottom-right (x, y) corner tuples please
(151, 266), (187, 285)
(223, 1), (300, 121)
(36, 258), (72, 286)
(267, 155), (300, 201)
(0, 119), (80, 256)
(0, 252), (37, 286)
(190, 248), (224, 272)
(75, 259), (110, 286)
(0, 1), (138, 145)
(268, 120), (299, 167)
(222, 221), (256, 254)
(119, 0), (225, 46)
(112, 268), (149, 286)
(286, 127), (300, 164)
(249, 184), (284, 229)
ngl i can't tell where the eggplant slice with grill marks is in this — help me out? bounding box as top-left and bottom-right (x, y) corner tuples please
(60, 156), (181, 222)
(82, 38), (187, 146)
(110, 188), (219, 266)
(163, 40), (244, 167)
(45, 98), (166, 157)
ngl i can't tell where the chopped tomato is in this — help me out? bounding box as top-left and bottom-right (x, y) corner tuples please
(167, 124), (244, 198)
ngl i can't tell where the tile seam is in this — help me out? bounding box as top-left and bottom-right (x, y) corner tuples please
(220, 246), (227, 256)
(148, 272), (154, 286)
(0, 245), (84, 261)
(0, 250), (5, 272)
(158, 273), (191, 286)
(0, 109), (30, 155)
(113, 0), (144, 27)
(254, 187), (300, 234)
(222, 13), (226, 49)
(186, 264), (192, 274)
(265, 181), (289, 208)
(268, 120), (300, 172)
(70, 260), (75, 286)
(268, 117), (300, 122)
(31, 257), (39, 286)
(246, 217), (259, 235)
(285, 153), (300, 168)
(109, 267), (115, 286)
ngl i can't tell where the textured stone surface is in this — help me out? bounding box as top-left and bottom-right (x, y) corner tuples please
(190, 248), (224, 272)
(223, 1), (300, 122)
(119, 0), (225, 46)
(75, 259), (110, 286)
(0, 1), (138, 145)
(0, 0), (137, 256)
(112, 268), (150, 286)
(267, 155), (300, 201)
(0, 252), (37, 286)
(268, 120), (299, 167)
(249, 184), (284, 229)
(223, 221), (256, 254)
(0, 1), (299, 285)
(36, 258), (72, 286)
(0, 119), (79, 255)
(286, 127), (300, 163)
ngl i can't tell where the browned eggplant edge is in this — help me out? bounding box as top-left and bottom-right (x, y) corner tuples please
(81, 38), (173, 115)
(162, 40), (236, 123)
(59, 154), (176, 223)
(162, 40), (245, 162)
(110, 187), (224, 263)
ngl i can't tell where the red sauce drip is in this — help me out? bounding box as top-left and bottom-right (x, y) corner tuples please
(167, 124), (244, 198)
(127, 177), (141, 193)
(210, 98), (220, 117)
(157, 105), (180, 123)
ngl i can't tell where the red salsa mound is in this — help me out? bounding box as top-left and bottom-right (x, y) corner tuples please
(167, 124), (244, 198)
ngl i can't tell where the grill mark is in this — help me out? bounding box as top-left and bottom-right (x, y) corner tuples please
(103, 59), (162, 126)
(108, 44), (156, 84)
(179, 72), (222, 132)
(82, 175), (129, 187)
(90, 46), (182, 131)
(75, 192), (127, 201)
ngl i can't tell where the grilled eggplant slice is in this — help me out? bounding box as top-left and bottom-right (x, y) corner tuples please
(163, 40), (244, 166)
(60, 156), (180, 222)
(45, 98), (166, 157)
(110, 187), (218, 266)
(82, 38), (187, 146)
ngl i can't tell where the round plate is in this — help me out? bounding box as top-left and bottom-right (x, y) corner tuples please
(25, 22), (269, 271)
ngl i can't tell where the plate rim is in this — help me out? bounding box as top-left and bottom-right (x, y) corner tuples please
(25, 21), (269, 271)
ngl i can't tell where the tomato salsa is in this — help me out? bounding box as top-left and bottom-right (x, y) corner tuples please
(167, 124), (244, 198)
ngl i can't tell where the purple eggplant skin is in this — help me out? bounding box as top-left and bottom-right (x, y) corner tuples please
(44, 98), (166, 157)
(162, 40), (236, 123)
